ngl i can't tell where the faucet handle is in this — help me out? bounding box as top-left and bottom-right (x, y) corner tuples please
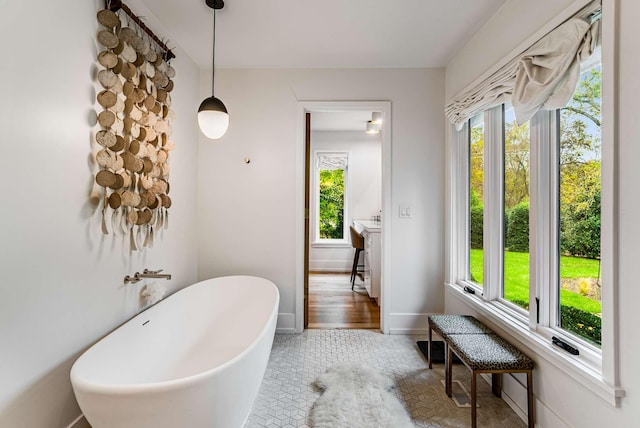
(143, 269), (163, 274)
(124, 275), (141, 284)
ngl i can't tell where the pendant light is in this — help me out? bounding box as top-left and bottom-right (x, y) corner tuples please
(198, 0), (229, 139)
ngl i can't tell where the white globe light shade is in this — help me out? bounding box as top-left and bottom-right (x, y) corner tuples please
(197, 96), (229, 139)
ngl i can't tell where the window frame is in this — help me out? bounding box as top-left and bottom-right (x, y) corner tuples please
(311, 150), (350, 247)
(467, 113), (486, 288)
(449, 96), (621, 405)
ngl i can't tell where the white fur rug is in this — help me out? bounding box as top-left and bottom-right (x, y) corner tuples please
(310, 364), (414, 428)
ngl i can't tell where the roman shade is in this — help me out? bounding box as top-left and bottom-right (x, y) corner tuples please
(445, 1), (601, 129)
(316, 153), (348, 170)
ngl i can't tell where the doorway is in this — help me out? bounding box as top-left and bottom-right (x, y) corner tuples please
(296, 101), (391, 333)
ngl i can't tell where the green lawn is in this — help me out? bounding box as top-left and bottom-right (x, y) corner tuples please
(469, 249), (601, 314)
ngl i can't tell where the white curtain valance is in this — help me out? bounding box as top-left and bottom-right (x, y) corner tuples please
(512, 18), (600, 124)
(316, 153), (348, 170)
(445, 1), (601, 130)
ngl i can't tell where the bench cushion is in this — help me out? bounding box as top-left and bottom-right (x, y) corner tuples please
(447, 333), (534, 371)
(428, 315), (493, 338)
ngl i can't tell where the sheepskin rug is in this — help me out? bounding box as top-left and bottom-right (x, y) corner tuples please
(309, 364), (413, 428)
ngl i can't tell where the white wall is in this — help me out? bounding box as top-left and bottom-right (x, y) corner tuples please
(309, 130), (381, 272)
(197, 68), (446, 333)
(0, 1), (201, 427)
(445, 0), (640, 426)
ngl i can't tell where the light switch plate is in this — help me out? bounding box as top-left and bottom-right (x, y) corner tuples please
(399, 204), (413, 218)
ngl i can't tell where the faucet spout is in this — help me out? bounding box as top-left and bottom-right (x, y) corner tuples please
(136, 271), (172, 280)
(124, 269), (172, 284)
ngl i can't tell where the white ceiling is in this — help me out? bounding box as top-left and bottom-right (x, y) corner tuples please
(140, 0), (507, 70)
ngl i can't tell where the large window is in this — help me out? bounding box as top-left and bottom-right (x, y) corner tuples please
(457, 56), (603, 352)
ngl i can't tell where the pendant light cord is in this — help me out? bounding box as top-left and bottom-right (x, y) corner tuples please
(211, 9), (217, 97)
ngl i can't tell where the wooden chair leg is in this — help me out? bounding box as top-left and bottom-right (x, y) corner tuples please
(471, 371), (477, 428)
(350, 250), (357, 285)
(527, 370), (535, 428)
(350, 249), (360, 289)
(428, 325), (433, 369)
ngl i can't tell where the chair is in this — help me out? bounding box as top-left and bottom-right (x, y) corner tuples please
(349, 226), (365, 290)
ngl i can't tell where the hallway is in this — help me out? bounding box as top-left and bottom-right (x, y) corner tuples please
(307, 273), (380, 329)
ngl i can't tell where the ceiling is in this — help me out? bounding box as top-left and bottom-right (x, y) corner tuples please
(140, 0), (508, 70)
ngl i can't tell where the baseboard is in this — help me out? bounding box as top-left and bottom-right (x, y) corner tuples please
(387, 312), (430, 335)
(308, 258), (352, 272)
(481, 372), (569, 427)
(307, 266), (351, 273)
(308, 270), (351, 274)
(276, 312), (296, 334)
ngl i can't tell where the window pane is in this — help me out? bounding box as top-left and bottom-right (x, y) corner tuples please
(559, 65), (602, 346)
(319, 169), (345, 239)
(469, 114), (484, 286)
(503, 107), (530, 310)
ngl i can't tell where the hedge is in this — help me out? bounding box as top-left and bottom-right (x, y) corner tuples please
(506, 202), (529, 252)
(470, 206), (483, 249)
(510, 299), (601, 345)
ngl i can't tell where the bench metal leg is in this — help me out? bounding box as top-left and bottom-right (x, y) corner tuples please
(471, 371), (477, 428)
(446, 345), (453, 397)
(527, 370), (535, 428)
(428, 325), (433, 369)
(492, 373), (502, 397)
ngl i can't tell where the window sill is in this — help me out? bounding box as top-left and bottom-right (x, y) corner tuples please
(311, 240), (351, 249)
(445, 282), (625, 407)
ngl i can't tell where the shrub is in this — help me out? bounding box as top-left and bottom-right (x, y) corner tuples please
(506, 202), (529, 252)
(561, 190), (601, 259)
(560, 305), (601, 345)
(506, 300), (601, 345)
(470, 205), (483, 249)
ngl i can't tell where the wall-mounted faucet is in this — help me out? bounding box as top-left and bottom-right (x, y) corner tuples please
(124, 269), (172, 284)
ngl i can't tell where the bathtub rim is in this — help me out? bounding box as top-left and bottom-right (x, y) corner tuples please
(70, 275), (279, 395)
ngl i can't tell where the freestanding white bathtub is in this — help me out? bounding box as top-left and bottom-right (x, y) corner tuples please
(70, 275), (279, 428)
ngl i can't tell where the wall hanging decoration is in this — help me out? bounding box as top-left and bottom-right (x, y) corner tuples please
(94, 0), (176, 251)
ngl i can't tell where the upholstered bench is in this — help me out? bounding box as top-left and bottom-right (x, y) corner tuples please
(427, 315), (535, 428)
(427, 315), (492, 369)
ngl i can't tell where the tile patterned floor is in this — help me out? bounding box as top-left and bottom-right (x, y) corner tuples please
(245, 330), (525, 428)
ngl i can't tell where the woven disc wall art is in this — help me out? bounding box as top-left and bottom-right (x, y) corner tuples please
(94, 5), (176, 251)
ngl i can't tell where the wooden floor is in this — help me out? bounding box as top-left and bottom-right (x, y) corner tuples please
(308, 273), (380, 329)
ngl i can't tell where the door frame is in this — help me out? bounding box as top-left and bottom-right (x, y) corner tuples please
(295, 101), (392, 333)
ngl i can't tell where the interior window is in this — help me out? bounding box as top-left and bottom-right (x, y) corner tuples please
(318, 168), (346, 239)
(315, 151), (348, 241)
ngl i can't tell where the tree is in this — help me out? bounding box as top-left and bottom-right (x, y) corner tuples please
(559, 66), (602, 259)
(562, 68), (601, 128)
(560, 161), (601, 258)
(469, 125), (484, 201)
(504, 120), (530, 209)
(319, 169), (345, 239)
